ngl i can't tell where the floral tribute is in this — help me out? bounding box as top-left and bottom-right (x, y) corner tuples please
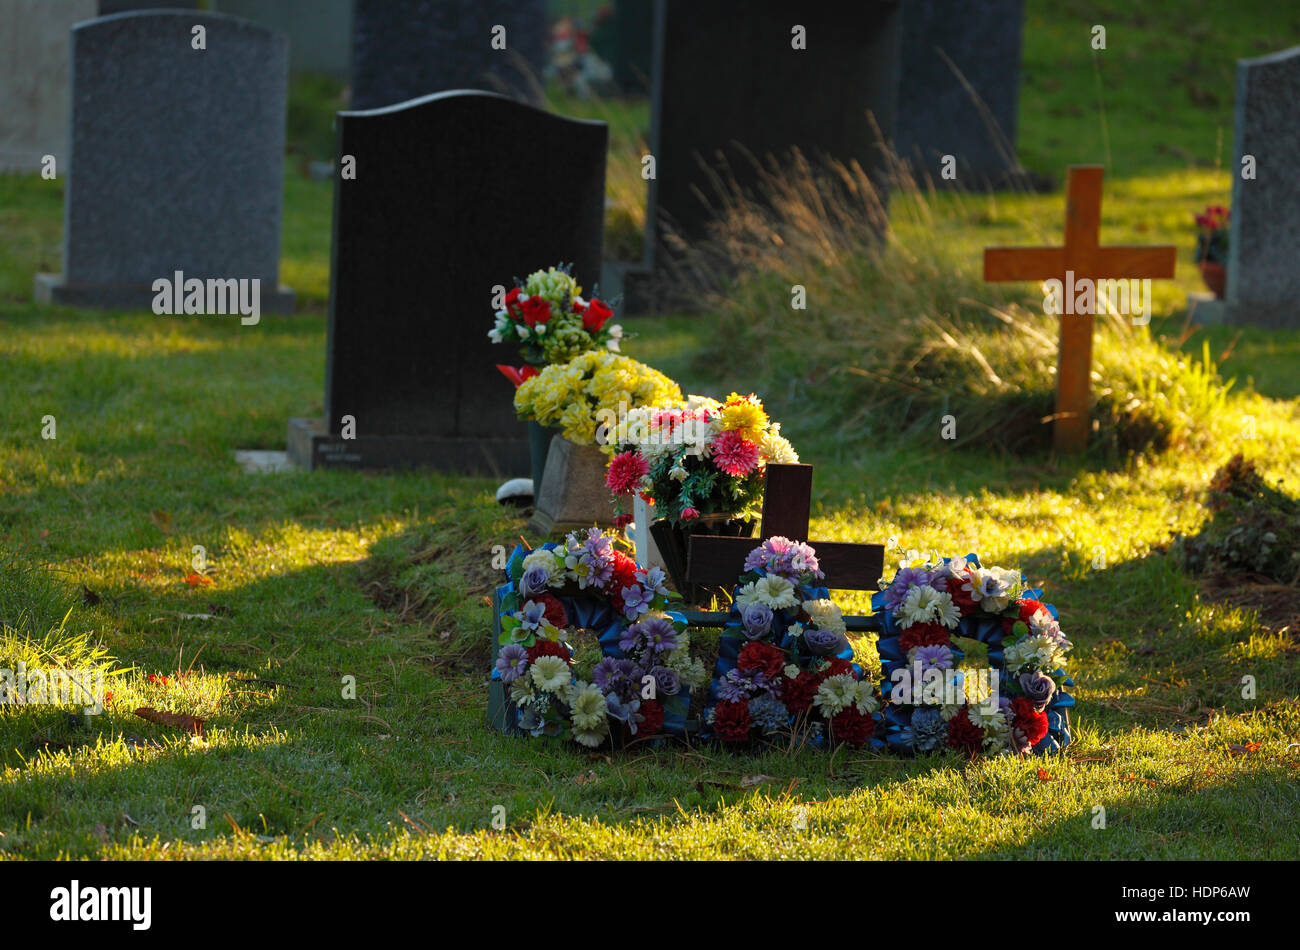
(491, 528), (709, 747)
(701, 538), (883, 749)
(513, 350), (683, 451)
(873, 554), (1075, 756)
(490, 264), (624, 384)
(605, 393), (799, 528)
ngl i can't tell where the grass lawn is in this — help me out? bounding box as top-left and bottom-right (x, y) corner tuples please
(1, 0), (1298, 860)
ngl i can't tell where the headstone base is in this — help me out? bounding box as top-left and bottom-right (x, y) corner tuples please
(1186, 293), (1298, 328)
(286, 417), (530, 475)
(34, 273), (295, 314)
(524, 435), (616, 537)
(234, 450), (293, 474)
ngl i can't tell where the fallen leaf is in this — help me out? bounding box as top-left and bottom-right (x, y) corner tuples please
(134, 706), (204, 735)
(740, 774), (778, 788)
(1036, 768), (1053, 782)
(184, 573), (213, 587)
(574, 770), (598, 786)
(150, 509), (172, 533)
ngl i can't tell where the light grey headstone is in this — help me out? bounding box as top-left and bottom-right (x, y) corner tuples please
(214, 0), (352, 77)
(1226, 45), (1300, 327)
(35, 9), (293, 312)
(0, 0), (97, 173)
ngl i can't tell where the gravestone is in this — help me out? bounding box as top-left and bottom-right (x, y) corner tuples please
(35, 10), (293, 313)
(895, 0), (1025, 188)
(350, 0), (548, 110)
(0, 0), (97, 173)
(1223, 45), (1300, 328)
(286, 91), (608, 474)
(215, 0), (352, 77)
(636, 0), (901, 308)
(609, 0), (654, 96)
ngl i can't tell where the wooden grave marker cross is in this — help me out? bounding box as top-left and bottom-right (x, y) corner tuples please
(983, 165), (1177, 454)
(684, 463), (885, 630)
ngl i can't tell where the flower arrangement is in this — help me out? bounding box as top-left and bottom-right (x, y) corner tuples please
(490, 265), (624, 385)
(604, 392), (798, 528)
(492, 528), (709, 746)
(513, 350), (683, 452)
(1193, 205), (1230, 265)
(873, 554), (1075, 756)
(702, 538), (883, 749)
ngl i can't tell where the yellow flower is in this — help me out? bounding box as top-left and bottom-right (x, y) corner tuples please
(719, 392), (769, 442)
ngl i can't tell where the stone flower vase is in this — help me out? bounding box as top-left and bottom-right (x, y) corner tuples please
(649, 512), (755, 605)
(526, 436), (617, 536)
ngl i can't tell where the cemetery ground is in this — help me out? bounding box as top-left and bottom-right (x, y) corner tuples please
(3, 2), (1300, 861)
(3, 162), (1299, 858)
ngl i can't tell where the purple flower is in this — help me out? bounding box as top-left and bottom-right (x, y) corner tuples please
(605, 693), (641, 730)
(628, 616), (678, 655)
(621, 584), (650, 619)
(520, 566), (551, 597)
(593, 656), (636, 693)
(495, 644), (528, 683)
(741, 603), (774, 639)
(882, 567), (945, 612)
(648, 666), (681, 696)
(803, 627), (849, 656)
(744, 537), (793, 573)
(742, 537), (823, 583)
(786, 541), (823, 580)
(644, 566), (670, 596)
(519, 599), (548, 631)
(580, 528), (615, 587)
(716, 667), (769, 702)
(913, 644), (954, 672)
(1018, 671), (1056, 711)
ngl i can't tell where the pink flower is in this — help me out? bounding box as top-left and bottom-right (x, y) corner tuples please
(606, 450), (649, 495)
(681, 507), (700, 521)
(710, 429), (761, 477)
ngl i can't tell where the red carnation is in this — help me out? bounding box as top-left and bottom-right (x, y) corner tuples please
(830, 706), (875, 747)
(604, 551), (640, 611)
(1003, 598), (1046, 635)
(613, 513), (634, 529)
(526, 638), (571, 663)
(638, 698), (665, 737)
(1011, 696), (1049, 747)
(520, 296), (552, 327)
(582, 298), (614, 333)
(820, 657), (854, 680)
(737, 641), (786, 680)
(783, 670), (821, 715)
(898, 622), (951, 652)
(530, 593), (568, 630)
(504, 286), (523, 316)
(947, 567), (980, 613)
(605, 450), (649, 495)
(712, 700), (752, 743)
(946, 707), (985, 754)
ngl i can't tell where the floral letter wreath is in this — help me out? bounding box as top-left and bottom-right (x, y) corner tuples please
(873, 554), (1075, 756)
(491, 528), (708, 747)
(702, 537), (884, 750)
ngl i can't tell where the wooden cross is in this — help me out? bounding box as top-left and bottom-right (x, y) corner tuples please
(983, 165), (1177, 453)
(685, 464), (884, 627)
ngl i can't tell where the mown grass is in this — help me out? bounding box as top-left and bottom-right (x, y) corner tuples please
(1, 0), (1299, 860)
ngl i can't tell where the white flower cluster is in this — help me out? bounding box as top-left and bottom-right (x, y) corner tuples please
(735, 574), (799, 610)
(813, 673), (879, 717)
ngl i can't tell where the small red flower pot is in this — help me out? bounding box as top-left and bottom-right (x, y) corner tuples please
(1199, 261), (1227, 300)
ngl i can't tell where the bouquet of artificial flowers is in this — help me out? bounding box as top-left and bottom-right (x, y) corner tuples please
(604, 392), (798, 528)
(703, 538), (882, 749)
(874, 554), (1075, 756)
(493, 528), (708, 747)
(490, 265), (624, 386)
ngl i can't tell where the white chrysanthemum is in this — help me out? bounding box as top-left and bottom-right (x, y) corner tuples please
(968, 699), (1005, 728)
(981, 715), (1011, 752)
(735, 574), (798, 610)
(568, 681), (608, 731)
(522, 548), (559, 577)
(509, 678), (535, 706)
(813, 673), (858, 717)
(529, 655), (571, 692)
(803, 599), (847, 636)
(898, 584), (960, 629)
(1004, 634), (1068, 675)
(760, 430), (799, 464)
(573, 726), (607, 748)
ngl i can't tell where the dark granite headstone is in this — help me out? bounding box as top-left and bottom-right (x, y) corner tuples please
(35, 10), (293, 312)
(609, 0), (653, 95)
(1224, 45), (1300, 327)
(645, 0), (901, 278)
(287, 91), (608, 474)
(895, 0), (1025, 188)
(350, 0), (547, 110)
(215, 0), (352, 77)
